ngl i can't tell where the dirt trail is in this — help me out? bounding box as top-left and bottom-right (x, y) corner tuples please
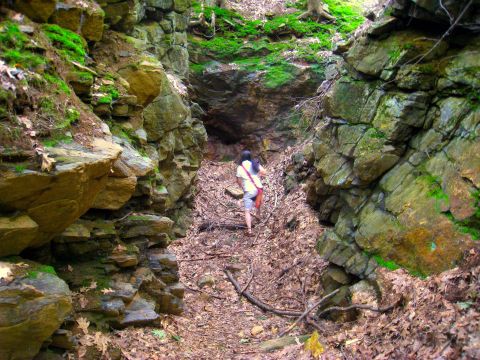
(102, 145), (480, 360)
(114, 147), (329, 359)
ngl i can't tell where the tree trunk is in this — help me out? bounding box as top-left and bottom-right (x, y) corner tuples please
(299, 0), (336, 21)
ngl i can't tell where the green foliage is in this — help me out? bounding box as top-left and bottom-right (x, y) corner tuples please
(44, 73), (71, 95)
(42, 24), (87, 64)
(190, 0), (364, 88)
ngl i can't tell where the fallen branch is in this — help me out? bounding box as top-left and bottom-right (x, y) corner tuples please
(224, 269), (302, 317)
(240, 263), (255, 296)
(278, 289), (340, 337)
(178, 254), (232, 262)
(182, 282), (226, 300)
(316, 303), (397, 319)
(276, 257), (306, 282)
(199, 221), (247, 232)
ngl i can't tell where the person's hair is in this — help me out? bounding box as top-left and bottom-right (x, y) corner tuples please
(239, 150), (252, 164)
(252, 159), (261, 174)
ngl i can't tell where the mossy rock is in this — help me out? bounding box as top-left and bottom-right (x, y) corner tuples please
(0, 260), (72, 360)
(14, 0), (57, 22)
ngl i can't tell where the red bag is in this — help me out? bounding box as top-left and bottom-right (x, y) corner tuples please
(255, 188), (264, 209)
(241, 164), (264, 209)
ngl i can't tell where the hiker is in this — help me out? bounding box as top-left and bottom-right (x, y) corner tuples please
(236, 150), (266, 236)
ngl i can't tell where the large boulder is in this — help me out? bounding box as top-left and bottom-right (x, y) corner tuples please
(143, 77), (190, 142)
(118, 60), (167, 107)
(0, 261), (72, 360)
(0, 139), (121, 256)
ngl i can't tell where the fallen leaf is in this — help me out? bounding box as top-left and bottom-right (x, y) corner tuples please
(304, 331), (324, 358)
(78, 295), (88, 309)
(77, 317), (90, 335)
(251, 325), (264, 336)
(152, 329), (167, 339)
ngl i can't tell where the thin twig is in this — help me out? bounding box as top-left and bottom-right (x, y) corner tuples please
(278, 289), (340, 337)
(413, 0), (473, 65)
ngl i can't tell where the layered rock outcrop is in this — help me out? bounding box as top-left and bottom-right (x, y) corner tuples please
(291, 0), (480, 278)
(0, 0), (205, 356)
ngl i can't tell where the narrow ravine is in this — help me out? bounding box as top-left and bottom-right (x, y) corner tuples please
(113, 145), (327, 359)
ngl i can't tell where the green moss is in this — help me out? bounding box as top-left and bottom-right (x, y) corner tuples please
(14, 164), (26, 173)
(2, 49), (45, 68)
(421, 173), (449, 210)
(0, 21), (28, 47)
(76, 71), (94, 82)
(40, 97), (56, 113)
(26, 264), (57, 279)
(44, 73), (71, 95)
(42, 24), (87, 64)
(0, 21), (45, 69)
(97, 84), (120, 104)
(56, 107), (80, 129)
(372, 254), (400, 271)
(190, 1), (362, 86)
(371, 254), (427, 278)
(264, 62), (296, 88)
(127, 215), (153, 221)
(369, 128), (386, 139)
(42, 134), (73, 147)
(323, 0), (365, 34)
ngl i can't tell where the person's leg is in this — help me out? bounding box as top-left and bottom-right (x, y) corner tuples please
(245, 210), (252, 234)
(243, 192), (254, 234)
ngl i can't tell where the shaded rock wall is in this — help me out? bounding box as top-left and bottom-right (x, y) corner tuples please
(292, 0), (480, 278)
(190, 62), (323, 154)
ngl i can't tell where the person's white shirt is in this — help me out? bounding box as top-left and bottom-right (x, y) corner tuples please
(236, 160), (262, 193)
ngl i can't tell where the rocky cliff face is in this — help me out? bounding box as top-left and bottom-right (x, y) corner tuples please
(291, 0), (480, 278)
(0, 0), (206, 357)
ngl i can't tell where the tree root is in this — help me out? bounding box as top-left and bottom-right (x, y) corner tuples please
(316, 302), (398, 319)
(224, 269), (303, 317)
(278, 288), (340, 337)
